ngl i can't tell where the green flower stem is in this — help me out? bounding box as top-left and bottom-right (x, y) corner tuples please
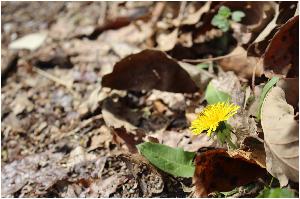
(225, 135), (237, 149)
(216, 122), (238, 149)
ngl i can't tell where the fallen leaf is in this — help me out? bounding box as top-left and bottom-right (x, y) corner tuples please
(204, 82), (231, 104)
(209, 71), (245, 107)
(248, 2), (298, 57)
(137, 142), (196, 177)
(193, 2), (276, 44)
(9, 32), (47, 51)
(10, 92), (34, 115)
(102, 49), (199, 93)
(1, 152), (67, 197)
(218, 46), (264, 79)
(240, 136), (266, 168)
(147, 89), (186, 111)
(149, 129), (219, 152)
(193, 149), (267, 197)
(111, 42), (140, 58)
(228, 109), (258, 145)
(119, 153), (164, 197)
(277, 78), (299, 108)
(112, 127), (145, 153)
(78, 88), (107, 117)
(88, 175), (122, 197)
(257, 187), (296, 198)
(101, 97), (141, 131)
(256, 77), (280, 120)
(228, 149), (265, 169)
(156, 28), (178, 51)
(67, 146), (97, 168)
(31, 45), (73, 69)
(181, 2), (211, 25)
(261, 87), (299, 186)
(263, 16), (299, 78)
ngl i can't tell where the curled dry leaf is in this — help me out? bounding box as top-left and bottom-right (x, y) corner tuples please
(263, 16), (299, 78)
(261, 87), (299, 186)
(102, 49), (199, 93)
(248, 2), (298, 57)
(193, 149), (267, 197)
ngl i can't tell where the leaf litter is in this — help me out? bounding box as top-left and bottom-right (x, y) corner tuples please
(1, 1), (299, 198)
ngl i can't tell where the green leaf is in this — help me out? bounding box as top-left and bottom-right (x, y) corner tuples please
(196, 63), (210, 69)
(231, 11), (246, 22)
(205, 82), (231, 104)
(218, 6), (231, 18)
(137, 142), (196, 177)
(256, 77), (280, 120)
(257, 187), (296, 198)
(211, 15), (230, 32)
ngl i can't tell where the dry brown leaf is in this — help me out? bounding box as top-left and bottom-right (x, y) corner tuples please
(111, 127), (145, 153)
(263, 16), (298, 78)
(1, 152), (67, 197)
(261, 86), (299, 186)
(228, 109), (258, 145)
(193, 149), (267, 197)
(218, 46), (264, 79)
(149, 129), (217, 152)
(248, 2), (298, 56)
(156, 28), (178, 51)
(102, 49), (199, 93)
(67, 146), (97, 168)
(277, 78), (299, 108)
(147, 89), (186, 111)
(181, 2), (211, 25)
(228, 149), (265, 169)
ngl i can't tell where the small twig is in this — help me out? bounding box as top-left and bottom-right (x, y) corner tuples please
(182, 53), (243, 63)
(33, 66), (80, 100)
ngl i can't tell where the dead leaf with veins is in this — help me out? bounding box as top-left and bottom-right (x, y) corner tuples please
(261, 87), (299, 186)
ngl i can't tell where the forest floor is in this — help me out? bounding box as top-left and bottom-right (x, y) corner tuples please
(1, 2), (299, 198)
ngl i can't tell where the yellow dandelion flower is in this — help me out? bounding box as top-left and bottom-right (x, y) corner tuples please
(190, 102), (239, 136)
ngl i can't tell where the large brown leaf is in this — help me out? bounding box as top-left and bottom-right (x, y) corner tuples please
(261, 87), (299, 186)
(263, 16), (299, 78)
(102, 49), (199, 93)
(193, 149), (267, 197)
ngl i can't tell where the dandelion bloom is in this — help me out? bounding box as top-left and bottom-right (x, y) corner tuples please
(190, 102), (239, 136)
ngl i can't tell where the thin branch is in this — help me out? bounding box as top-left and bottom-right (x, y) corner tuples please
(182, 53), (243, 63)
